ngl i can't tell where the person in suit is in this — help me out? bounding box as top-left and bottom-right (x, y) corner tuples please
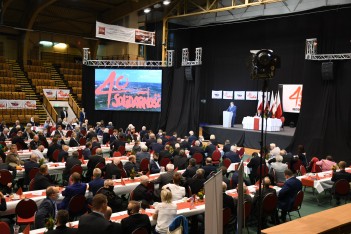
(24, 154), (39, 185)
(145, 133), (156, 148)
(11, 130), (28, 149)
(6, 144), (24, 167)
(104, 158), (122, 179)
(79, 108), (85, 125)
(158, 145), (172, 162)
(123, 155), (138, 177)
(63, 151), (82, 182)
(278, 169), (302, 222)
(269, 155), (288, 184)
(149, 154), (160, 174)
(247, 152), (263, 185)
(102, 128), (110, 145)
(136, 146), (150, 166)
(46, 210), (77, 234)
(104, 206), (122, 232)
(201, 157), (217, 178)
(60, 107), (68, 120)
(189, 140), (205, 158)
(33, 165), (55, 190)
(59, 172), (87, 210)
(153, 164), (175, 200)
(188, 131), (197, 145)
(69, 132), (80, 147)
(0, 128), (10, 141)
(220, 166), (230, 188)
(227, 101), (237, 127)
(173, 149), (188, 170)
(187, 168), (206, 194)
(77, 194), (114, 234)
(35, 186), (60, 229)
(91, 137), (101, 149)
(139, 126), (147, 142)
(29, 135), (41, 150)
(121, 200), (151, 234)
(86, 148), (105, 180)
(149, 139), (163, 154)
(223, 145), (241, 163)
(99, 180), (124, 212)
(280, 149), (293, 165)
(331, 161), (351, 205)
(222, 182), (236, 221)
(182, 158), (197, 179)
(179, 136), (191, 151)
(58, 145), (69, 162)
(132, 176), (154, 208)
(86, 128), (97, 142)
(47, 137), (62, 162)
(109, 129), (119, 144)
(88, 168), (104, 196)
(205, 135), (218, 157)
(83, 142), (92, 160)
(222, 140), (231, 153)
(54, 125), (65, 139)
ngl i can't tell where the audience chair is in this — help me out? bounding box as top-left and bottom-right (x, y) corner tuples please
(160, 158), (171, 168)
(15, 198), (38, 225)
(211, 150), (221, 165)
(299, 165), (307, 176)
(28, 167), (39, 182)
(261, 193), (278, 225)
(139, 158), (150, 174)
(0, 221), (11, 234)
(287, 190), (304, 220)
(256, 164), (269, 181)
(66, 130), (72, 137)
(120, 168), (128, 178)
(132, 227), (149, 234)
(28, 179), (35, 191)
(70, 164), (83, 175)
(118, 146), (126, 155)
(77, 149), (83, 159)
(243, 201), (252, 233)
(113, 151), (122, 157)
(68, 194), (87, 221)
(222, 158), (232, 169)
(0, 170), (12, 187)
(192, 153), (203, 165)
(91, 146), (99, 156)
(331, 179), (350, 205)
(79, 137), (86, 145)
(52, 149), (61, 162)
(223, 207), (235, 234)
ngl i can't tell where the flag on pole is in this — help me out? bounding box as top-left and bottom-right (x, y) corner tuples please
(269, 91), (275, 113)
(264, 92), (269, 112)
(257, 92), (263, 113)
(272, 93), (278, 116)
(275, 91), (283, 118)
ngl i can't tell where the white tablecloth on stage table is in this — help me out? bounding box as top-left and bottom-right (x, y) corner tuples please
(242, 116), (282, 131)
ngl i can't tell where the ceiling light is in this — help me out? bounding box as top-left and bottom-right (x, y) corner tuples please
(154, 3), (161, 8)
(39, 41), (53, 47)
(144, 8), (151, 14)
(53, 43), (68, 49)
(163, 0), (171, 5)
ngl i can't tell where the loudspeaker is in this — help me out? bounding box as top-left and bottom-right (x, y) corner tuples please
(321, 62), (334, 80)
(185, 66), (194, 81)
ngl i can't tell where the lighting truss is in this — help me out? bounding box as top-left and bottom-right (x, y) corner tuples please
(305, 38), (351, 61)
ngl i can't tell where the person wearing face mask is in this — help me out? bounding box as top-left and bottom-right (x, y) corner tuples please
(99, 179), (124, 212)
(35, 186), (60, 229)
(121, 200), (151, 234)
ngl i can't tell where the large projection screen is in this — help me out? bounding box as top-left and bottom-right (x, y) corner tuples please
(95, 69), (162, 112)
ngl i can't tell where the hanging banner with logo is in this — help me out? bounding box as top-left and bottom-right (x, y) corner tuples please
(7, 100), (24, 109)
(96, 21), (155, 46)
(57, 90), (70, 99)
(282, 84), (303, 113)
(23, 100), (37, 109)
(0, 100), (6, 109)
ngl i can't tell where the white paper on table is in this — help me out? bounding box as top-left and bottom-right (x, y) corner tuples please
(31, 191), (43, 196)
(145, 209), (156, 214)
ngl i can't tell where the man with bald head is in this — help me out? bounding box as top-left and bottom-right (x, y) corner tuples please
(58, 145), (69, 162)
(32, 145), (46, 161)
(24, 153), (39, 185)
(29, 135), (41, 150)
(105, 158), (122, 179)
(86, 148), (105, 180)
(35, 186), (60, 228)
(132, 175), (153, 208)
(121, 200), (151, 234)
(190, 140), (205, 158)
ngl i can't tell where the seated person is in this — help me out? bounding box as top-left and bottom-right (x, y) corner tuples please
(59, 172), (87, 210)
(24, 154), (39, 185)
(222, 182), (236, 222)
(316, 155), (337, 172)
(149, 154), (161, 174)
(121, 200), (152, 234)
(99, 179), (124, 212)
(182, 158), (197, 179)
(105, 158), (122, 179)
(5, 144), (24, 167)
(162, 172), (186, 201)
(46, 210), (77, 234)
(132, 175), (154, 208)
(35, 186), (60, 229)
(88, 168), (105, 196)
(63, 151), (82, 182)
(153, 189), (177, 234)
(124, 155), (138, 177)
(201, 157), (217, 178)
(269, 155), (288, 184)
(33, 164), (55, 190)
(331, 161), (351, 205)
(187, 168), (206, 194)
(104, 206), (122, 233)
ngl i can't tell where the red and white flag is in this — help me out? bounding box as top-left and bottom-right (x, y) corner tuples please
(275, 91), (283, 118)
(269, 91), (276, 114)
(257, 93), (263, 113)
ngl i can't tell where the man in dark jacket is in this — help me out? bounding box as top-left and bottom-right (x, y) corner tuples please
(63, 151), (82, 182)
(35, 186), (60, 229)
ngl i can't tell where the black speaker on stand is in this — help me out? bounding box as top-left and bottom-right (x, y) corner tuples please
(321, 62), (334, 80)
(185, 66), (194, 81)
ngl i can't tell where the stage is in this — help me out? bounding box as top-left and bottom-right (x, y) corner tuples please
(202, 125), (295, 150)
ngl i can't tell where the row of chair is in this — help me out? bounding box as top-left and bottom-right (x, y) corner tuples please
(0, 109), (36, 115)
(0, 63), (11, 70)
(0, 77), (18, 85)
(36, 85), (58, 96)
(0, 84), (21, 92)
(28, 60), (45, 66)
(0, 92), (26, 99)
(0, 70), (13, 77)
(58, 62), (82, 70)
(31, 79), (56, 87)
(27, 72), (51, 80)
(72, 87), (82, 94)
(68, 81), (82, 88)
(64, 74), (82, 81)
(60, 68), (82, 75)
(0, 114), (39, 124)
(24, 65), (50, 73)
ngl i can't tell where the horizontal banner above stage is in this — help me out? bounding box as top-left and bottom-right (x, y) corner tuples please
(43, 89), (70, 99)
(96, 21), (155, 46)
(0, 100), (36, 109)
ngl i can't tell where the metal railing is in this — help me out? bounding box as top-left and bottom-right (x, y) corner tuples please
(43, 95), (58, 123)
(68, 94), (80, 117)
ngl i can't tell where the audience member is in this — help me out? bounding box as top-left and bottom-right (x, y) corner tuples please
(46, 210), (77, 234)
(223, 145), (241, 163)
(150, 154), (161, 174)
(63, 151), (82, 182)
(60, 172), (87, 210)
(88, 168), (105, 196)
(201, 157), (217, 178)
(121, 200), (151, 234)
(153, 189), (177, 234)
(162, 172), (186, 201)
(58, 145), (69, 162)
(269, 155), (288, 184)
(182, 158), (197, 179)
(316, 155), (337, 171)
(132, 175), (153, 207)
(99, 179), (124, 212)
(35, 186), (60, 229)
(105, 158), (122, 179)
(124, 155), (138, 177)
(173, 149), (188, 170)
(86, 148), (105, 179)
(33, 164), (55, 190)
(331, 161), (351, 205)
(187, 168), (206, 194)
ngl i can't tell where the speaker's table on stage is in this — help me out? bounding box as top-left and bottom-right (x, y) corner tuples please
(223, 111), (233, 128)
(242, 117), (282, 131)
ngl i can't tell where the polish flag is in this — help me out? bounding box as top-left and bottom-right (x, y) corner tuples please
(269, 91), (276, 114)
(257, 93), (263, 113)
(275, 91), (283, 118)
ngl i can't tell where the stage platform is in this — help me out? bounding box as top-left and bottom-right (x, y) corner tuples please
(202, 125), (295, 149)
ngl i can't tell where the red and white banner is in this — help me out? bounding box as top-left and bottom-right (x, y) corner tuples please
(96, 21), (155, 46)
(0, 100), (6, 109)
(43, 89), (70, 99)
(7, 100), (24, 109)
(23, 100), (37, 109)
(282, 84), (303, 113)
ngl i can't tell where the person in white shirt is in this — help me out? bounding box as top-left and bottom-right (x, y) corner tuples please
(162, 172), (186, 201)
(270, 155), (288, 183)
(153, 188), (177, 234)
(32, 145), (46, 161)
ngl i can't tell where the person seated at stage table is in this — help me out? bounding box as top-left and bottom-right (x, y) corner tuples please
(121, 200), (152, 234)
(182, 158), (197, 179)
(150, 138), (164, 154)
(83, 142), (92, 160)
(88, 168), (105, 196)
(153, 188), (177, 234)
(331, 161), (351, 205)
(11, 130), (28, 150)
(33, 164), (55, 190)
(63, 151), (82, 182)
(59, 172), (87, 210)
(58, 145), (69, 162)
(187, 168), (206, 194)
(133, 175), (154, 208)
(162, 172), (186, 201)
(269, 155), (288, 184)
(223, 145), (241, 163)
(190, 140), (205, 158)
(99, 179), (124, 212)
(5, 144), (24, 167)
(68, 132), (80, 147)
(45, 210), (77, 234)
(35, 186), (60, 229)
(173, 149), (188, 170)
(316, 155), (337, 172)
(278, 169), (302, 222)
(105, 158), (122, 179)
(86, 148), (105, 180)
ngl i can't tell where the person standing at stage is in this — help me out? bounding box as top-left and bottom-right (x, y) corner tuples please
(227, 102), (237, 127)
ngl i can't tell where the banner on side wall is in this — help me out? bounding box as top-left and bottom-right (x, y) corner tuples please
(96, 21), (155, 46)
(7, 100), (24, 109)
(23, 100), (37, 109)
(0, 100), (6, 109)
(57, 90), (70, 99)
(282, 84), (303, 113)
(43, 89), (70, 99)
(43, 89), (57, 98)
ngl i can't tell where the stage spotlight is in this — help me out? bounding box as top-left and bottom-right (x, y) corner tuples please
(144, 8), (151, 14)
(250, 49), (280, 80)
(163, 0), (171, 5)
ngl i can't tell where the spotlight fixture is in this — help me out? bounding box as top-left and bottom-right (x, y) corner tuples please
(144, 8), (151, 13)
(250, 49), (280, 80)
(163, 0), (171, 5)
